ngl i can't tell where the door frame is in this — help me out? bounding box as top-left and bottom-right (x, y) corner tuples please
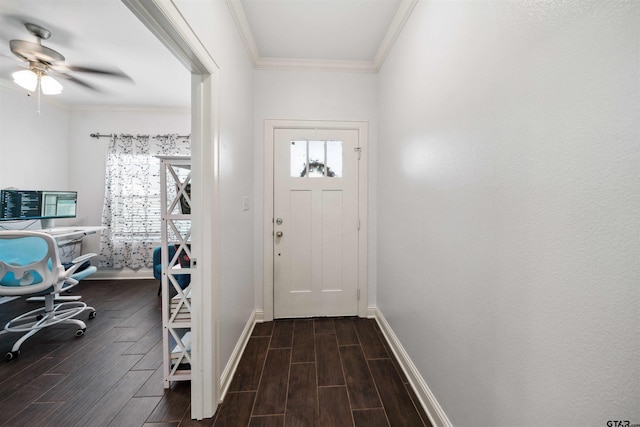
(122, 0), (220, 419)
(263, 120), (368, 322)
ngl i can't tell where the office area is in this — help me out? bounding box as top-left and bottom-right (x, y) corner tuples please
(0, 0), (198, 423)
(0, 0), (192, 272)
(1, 0), (639, 426)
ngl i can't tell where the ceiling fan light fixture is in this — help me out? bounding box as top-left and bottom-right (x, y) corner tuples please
(12, 69), (38, 92)
(40, 75), (63, 95)
(11, 69), (63, 95)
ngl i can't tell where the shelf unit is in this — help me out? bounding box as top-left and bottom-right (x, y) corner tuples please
(158, 155), (192, 387)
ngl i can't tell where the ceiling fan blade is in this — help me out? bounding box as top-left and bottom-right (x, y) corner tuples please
(55, 64), (132, 80)
(56, 73), (101, 92)
(0, 51), (24, 63)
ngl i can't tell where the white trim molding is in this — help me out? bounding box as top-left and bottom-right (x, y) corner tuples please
(374, 308), (453, 427)
(226, 0), (417, 73)
(263, 120), (369, 322)
(219, 310), (256, 400)
(225, 0), (259, 67)
(255, 57), (376, 73)
(372, 0), (418, 70)
(367, 305), (377, 319)
(121, 0), (221, 420)
(91, 268), (154, 280)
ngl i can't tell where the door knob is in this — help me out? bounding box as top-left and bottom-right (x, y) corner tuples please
(276, 231), (283, 237)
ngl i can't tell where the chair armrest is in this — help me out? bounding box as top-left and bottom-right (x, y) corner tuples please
(64, 253), (97, 277)
(71, 253), (97, 264)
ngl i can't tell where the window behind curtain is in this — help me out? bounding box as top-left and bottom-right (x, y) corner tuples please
(99, 134), (190, 269)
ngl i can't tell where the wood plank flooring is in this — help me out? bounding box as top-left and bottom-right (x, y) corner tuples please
(0, 279), (433, 427)
(0, 279), (192, 427)
(216, 317), (433, 427)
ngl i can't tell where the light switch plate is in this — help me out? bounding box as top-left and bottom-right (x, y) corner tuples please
(242, 196), (250, 211)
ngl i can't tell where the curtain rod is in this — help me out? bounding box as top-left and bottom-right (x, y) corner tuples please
(89, 133), (190, 140)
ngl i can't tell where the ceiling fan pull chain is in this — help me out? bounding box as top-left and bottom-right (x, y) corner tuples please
(36, 75), (41, 115)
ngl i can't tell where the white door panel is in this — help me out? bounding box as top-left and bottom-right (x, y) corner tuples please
(274, 128), (359, 318)
(289, 190), (312, 292)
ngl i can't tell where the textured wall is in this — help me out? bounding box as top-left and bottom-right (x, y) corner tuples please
(0, 85), (70, 192)
(377, 1), (639, 425)
(176, 0), (256, 373)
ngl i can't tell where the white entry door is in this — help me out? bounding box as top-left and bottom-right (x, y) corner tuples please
(273, 128), (360, 318)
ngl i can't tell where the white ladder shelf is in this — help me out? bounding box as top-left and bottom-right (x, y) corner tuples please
(158, 155), (192, 387)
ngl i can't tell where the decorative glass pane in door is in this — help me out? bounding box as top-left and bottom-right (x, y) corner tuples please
(289, 140), (343, 178)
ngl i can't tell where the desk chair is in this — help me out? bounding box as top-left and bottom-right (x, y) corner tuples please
(153, 244), (190, 295)
(0, 231), (97, 361)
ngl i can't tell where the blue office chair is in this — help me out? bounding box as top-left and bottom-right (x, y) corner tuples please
(153, 244), (190, 295)
(0, 231), (97, 361)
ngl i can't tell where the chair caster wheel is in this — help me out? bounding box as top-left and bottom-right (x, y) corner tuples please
(75, 328), (86, 337)
(88, 311), (97, 319)
(6, 350), (19, 361)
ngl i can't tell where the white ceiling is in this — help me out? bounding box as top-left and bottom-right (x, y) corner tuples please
(0, 0), (190, 109)
(232, 0), (416, 71)
(0, 0), (415, 109)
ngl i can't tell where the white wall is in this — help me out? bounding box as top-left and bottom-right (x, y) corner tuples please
(377, 1), (639, 426)
(176, 0), (256, 372)
(67, 108), (190, 265)
(253, 69), (378, 311)
(0, 85), (70, 195)
(0, 85), (190, 250)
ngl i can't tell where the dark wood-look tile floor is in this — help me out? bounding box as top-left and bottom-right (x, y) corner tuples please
(214, 318), (433, 427)
(0, 279), (193, 427)
(0, 279), (433, 427)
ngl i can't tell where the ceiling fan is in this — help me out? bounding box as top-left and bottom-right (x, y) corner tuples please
(7, 22), (130, 96)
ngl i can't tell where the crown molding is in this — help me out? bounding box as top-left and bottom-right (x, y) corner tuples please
(256, 57), (377, 73)
(226, 0), (417, 73)
(69, 105), (191, 113)
(374, 0), (418, 71)
(226, 0), (260, 67)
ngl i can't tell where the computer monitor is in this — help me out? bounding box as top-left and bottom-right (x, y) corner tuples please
(41, 191), (78, 219)
(0, 190), (77, 226)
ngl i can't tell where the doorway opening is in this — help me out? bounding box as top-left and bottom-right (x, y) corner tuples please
(123, 0), (220, 420)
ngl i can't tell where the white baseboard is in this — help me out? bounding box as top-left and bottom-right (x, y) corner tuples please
(219, 309), (256, 401)
(367, 305), (377, 318)
(255, 309), (264, 323)
(90, 268), (154, 280)
(374, 308), (453, 427)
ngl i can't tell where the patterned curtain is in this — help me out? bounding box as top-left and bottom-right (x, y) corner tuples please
(99, 134), (190, 269)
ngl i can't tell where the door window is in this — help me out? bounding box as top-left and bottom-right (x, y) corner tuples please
(290, 140), (343, 178)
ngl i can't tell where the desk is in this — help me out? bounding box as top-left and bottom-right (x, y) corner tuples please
(40, 226), (103, 241)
